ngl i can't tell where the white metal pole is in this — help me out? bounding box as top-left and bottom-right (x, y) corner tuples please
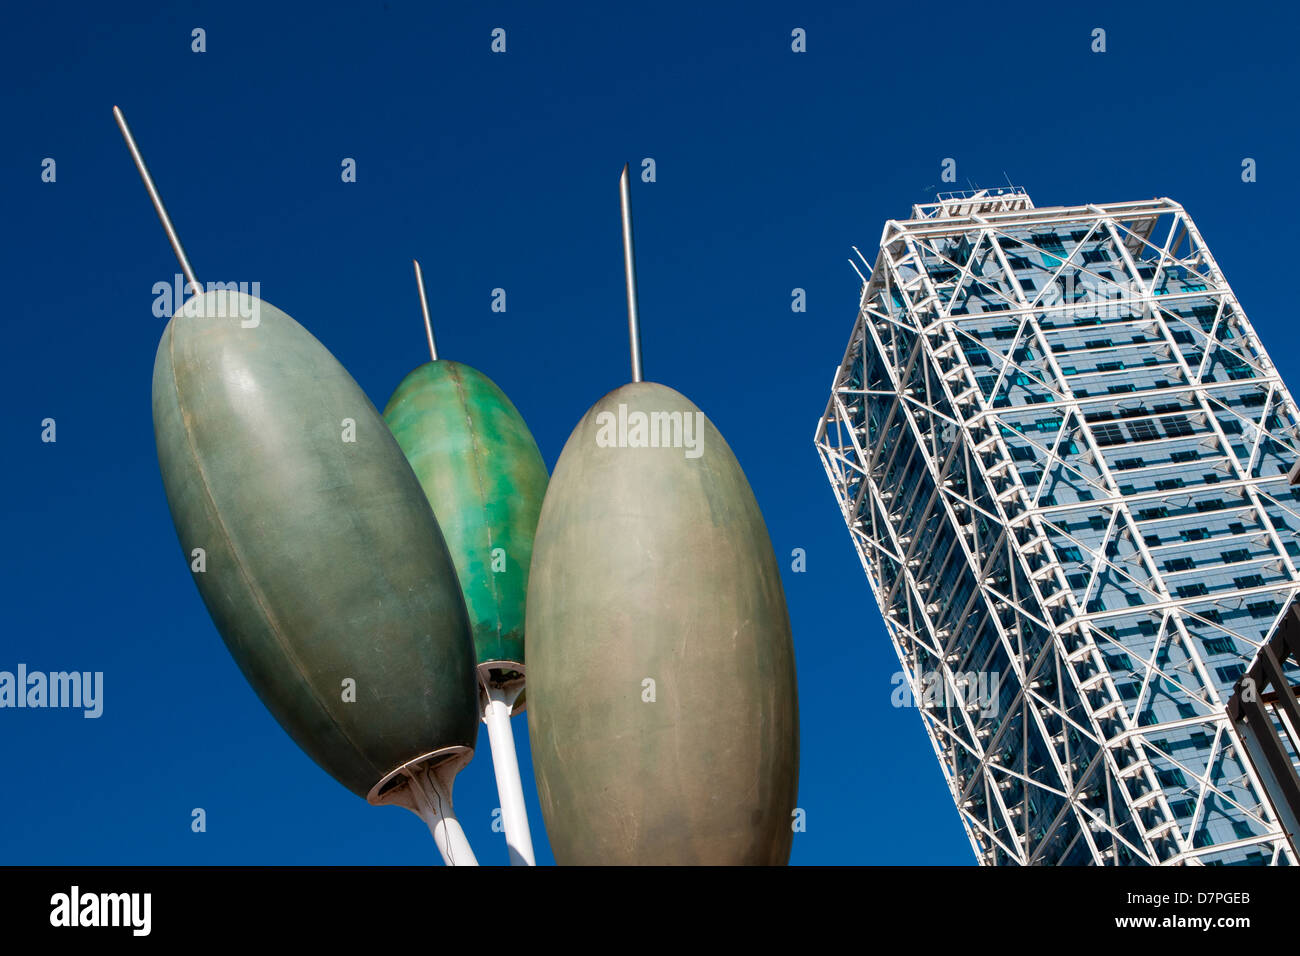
(482, 683), (535, 866)
(406, 759), (479, 866)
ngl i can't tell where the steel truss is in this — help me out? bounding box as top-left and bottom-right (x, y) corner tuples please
(816, 189), (1300, 865)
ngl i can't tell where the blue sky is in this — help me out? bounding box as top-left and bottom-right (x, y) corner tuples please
(1, 1), (1297, 865)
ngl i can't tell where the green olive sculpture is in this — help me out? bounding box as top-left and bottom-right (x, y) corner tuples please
(382, 262), (550, 864)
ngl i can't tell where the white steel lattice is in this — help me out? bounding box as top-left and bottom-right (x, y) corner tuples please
(816, 189), (1300, 865)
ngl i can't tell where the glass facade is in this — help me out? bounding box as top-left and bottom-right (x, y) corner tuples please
(816, 189), (1300, 864)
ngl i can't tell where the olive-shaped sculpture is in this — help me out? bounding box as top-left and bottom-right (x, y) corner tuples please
(384, 359), (548, 676)
(380, 263), (550, 865)
(526, 381), (800, 864)
(116, 105), (482, 864)
(152, 291), (480, 855)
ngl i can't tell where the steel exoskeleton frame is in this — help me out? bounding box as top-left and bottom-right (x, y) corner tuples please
(817, 189), (1300, 865)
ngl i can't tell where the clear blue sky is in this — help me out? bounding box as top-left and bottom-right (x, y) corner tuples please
(1, 1), (1297, 865)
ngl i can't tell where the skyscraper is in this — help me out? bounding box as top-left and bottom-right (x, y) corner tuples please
(816, 188), (1300, 864)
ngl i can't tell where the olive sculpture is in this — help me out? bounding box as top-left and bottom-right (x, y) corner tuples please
(525, 166), (800, 864)
(382, 260), (550, 865)
(116, 107), (481, 865)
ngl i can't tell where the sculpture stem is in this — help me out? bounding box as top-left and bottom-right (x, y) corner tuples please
(482, 681), (535, 865)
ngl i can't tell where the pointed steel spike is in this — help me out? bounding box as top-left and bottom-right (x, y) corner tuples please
(112, 106), (200, 292)
(619, 163), (643, 383)
(413, 258), (438, 361)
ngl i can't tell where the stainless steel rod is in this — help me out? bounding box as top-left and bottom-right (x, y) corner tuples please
(413, 258), (438, 361)
(619, 163), (643, 383)
(112, 106), (200, 291)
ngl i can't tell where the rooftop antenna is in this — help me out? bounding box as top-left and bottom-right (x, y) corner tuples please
(619, 163), (644, 383)
(113, 106), (200, 293)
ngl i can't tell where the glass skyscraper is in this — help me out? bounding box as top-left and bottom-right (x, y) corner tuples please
(816, 189), (1300, 864)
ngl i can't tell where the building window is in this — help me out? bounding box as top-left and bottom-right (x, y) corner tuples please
(1247, 600), (1279, 618)
(1220, 549), (1250, 564)
(1031, 234), (1066, 255)
(1128, 421), (1161, 442)
(1164, 557), (1195, 572)
(1094, 424), (1126, 446)
(1177, 583), (1209, 598)
(1156, 768), (1187, 788)
(1216, 664), (1246, 684)
(1203, 637), (1236, 655)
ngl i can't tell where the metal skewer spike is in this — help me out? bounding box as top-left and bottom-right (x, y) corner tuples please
(113, 106), (201, 295)
(413, 258), (438, 362)
(619, 163), (643, 383)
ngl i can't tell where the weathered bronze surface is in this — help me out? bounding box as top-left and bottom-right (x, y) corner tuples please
(152, 292), (479, 799)
(527, 381), (799, 864)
